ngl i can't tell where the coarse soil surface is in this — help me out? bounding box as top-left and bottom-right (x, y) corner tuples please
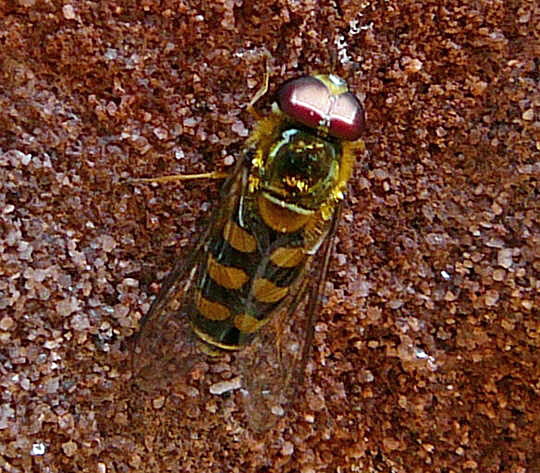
(1, 1), (538, 472)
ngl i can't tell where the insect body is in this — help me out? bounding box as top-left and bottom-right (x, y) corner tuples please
(134, 74), (365, 430)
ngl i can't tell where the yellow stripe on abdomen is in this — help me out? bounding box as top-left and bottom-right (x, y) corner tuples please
(270, 246), (305, 268)
(207, 254), (249, 289)
(195, 291), (231, 321)
(233, 313), (268, 333)
(257, 195), (311, 233)
(252, 278), (289, 303)
(223, 220), (257, 253)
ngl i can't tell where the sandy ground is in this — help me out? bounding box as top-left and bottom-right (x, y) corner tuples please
(1, 1), (539, 472)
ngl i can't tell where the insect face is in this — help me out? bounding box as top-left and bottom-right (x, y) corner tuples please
(248, 74), (365, 233)
(276, 74), (365, 140)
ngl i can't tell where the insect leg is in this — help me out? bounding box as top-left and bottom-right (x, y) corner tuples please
(246, 50), (272, 120)
(126, 171), (228, 185)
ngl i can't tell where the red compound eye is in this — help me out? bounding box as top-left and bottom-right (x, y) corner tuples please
(277, 75), (365, 141)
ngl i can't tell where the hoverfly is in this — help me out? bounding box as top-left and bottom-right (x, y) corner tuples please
(132, 72), (366, 431)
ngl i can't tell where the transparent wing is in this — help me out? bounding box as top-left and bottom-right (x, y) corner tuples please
(238, 202), (343, 431)
(132, 160), (247, 391)
(131, 246), (203, 391)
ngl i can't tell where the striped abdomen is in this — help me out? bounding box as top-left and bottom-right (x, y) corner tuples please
(189, 197), (310, 351)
